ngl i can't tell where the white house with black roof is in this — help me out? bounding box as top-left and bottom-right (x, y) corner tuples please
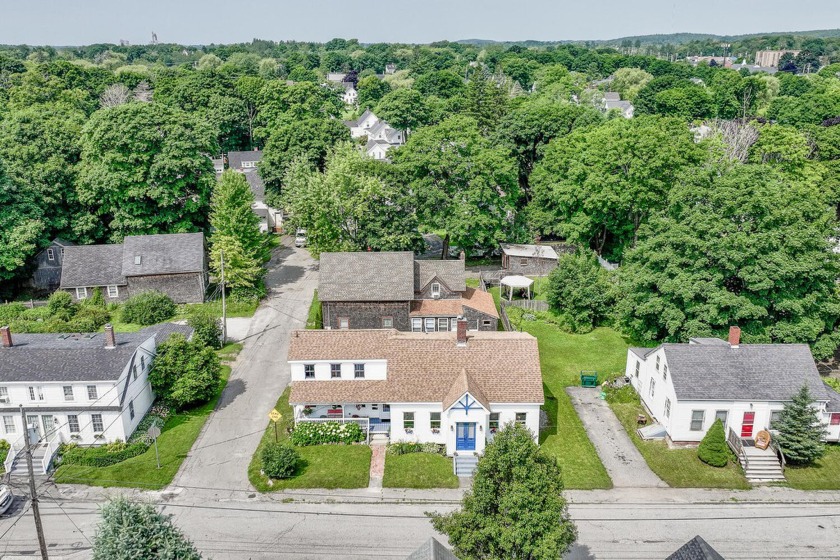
(59, 232), (207, 304)
(627, 327), (840, 445)
(0, 323), (192, 474)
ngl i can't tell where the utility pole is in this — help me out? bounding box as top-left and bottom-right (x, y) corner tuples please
(220, 249), (226, 345)
(19, 405), (49, 560)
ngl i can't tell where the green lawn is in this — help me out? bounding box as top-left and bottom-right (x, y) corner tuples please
(383, 453), (459, 489)
(784, 445), (840, 490)
(248, 388), (371, 491)
(306, 289), (322, 329)
(0, 445), (8, 475)
(218, 342), (243, 362)
(608, 394), (750, 489)
(108, 299), (259, 333)
(54, 365), (232, 489)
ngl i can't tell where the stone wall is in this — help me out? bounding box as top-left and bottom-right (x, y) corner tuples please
(321, 301), (411, 330)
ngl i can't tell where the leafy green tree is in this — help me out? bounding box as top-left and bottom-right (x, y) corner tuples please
(0, 169), (44, 286)
(494, 99), (601, 196)
(697, 419), (729, 467)
(76, 103), (217, 241)
(356, 75), (391, 109)
(546, 252), (614, 333)
(393, 115), (520, 258)
(610, 67), (653, 102)
(464, 69), (508, 134)
(186, 307), (222, 350)
(429, 423), (577, 560)
(149, 333), (222, 410)
(122, 291), (176, 325)
(528, 116), (702, 260)
(617, 163), (840, 357)
(93, 497), (202, 560)
(374, 88), (430, 132)
(282, 145), (423, 257)
(773, 385), (829, 465)
(259, 116), (349, 196)
(414, 69), (465, 99)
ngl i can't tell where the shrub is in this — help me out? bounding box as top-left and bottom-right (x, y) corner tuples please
(387, 441), (446, 456)
(290, 421), (365, 446)
(47, 291), (76, 320)
(0, 303), (25, 323)
(546, 252), (614, 333)
(697, 419), (730, 467)
(261, 443), (300, 479)
(60, 441), (149, 467)
(121, 291), (176, 325)
(774, 384), (828, 465)
(186, 308), (222, 349)
(86, 287), (106, 308)
(149, 334), (222, 410)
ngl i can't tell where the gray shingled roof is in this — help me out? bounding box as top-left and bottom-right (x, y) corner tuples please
(414, 259), (466, 292)
(245, 171), (266, 201)
(226, 150), (262, 171)
(500, 243), (558, 260)
(824, 383), (840, 412)
(604, 92), (621, 101)
(0, 323), (193, 383)
(666, 536), (725, 560)
(122, 233), (205, 277)
(661, 343), (829, 402)
(319, 252), (415, 302)
(60, 245), (127, 287)
(406, 538), (458, 560)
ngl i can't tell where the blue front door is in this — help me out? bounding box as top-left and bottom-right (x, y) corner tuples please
(456, 423), (476, 451)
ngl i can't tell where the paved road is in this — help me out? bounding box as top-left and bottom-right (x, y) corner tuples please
(567, 387), (667, 488)
(171, 242), (317, 494)
(3, 486), (840, 559)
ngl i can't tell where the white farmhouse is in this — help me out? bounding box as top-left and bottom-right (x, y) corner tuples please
(344, 110), (405, 160)
(627, 327), (840, 444)
(288, 323), (543, 471)
(0, 323), (192, 474)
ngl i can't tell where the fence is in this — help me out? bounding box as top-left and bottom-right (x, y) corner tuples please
(505, 299), (549, 312)
(2, 300), (48, 308)
(726, 428), (749, 471)
(295, 416), (372, 444)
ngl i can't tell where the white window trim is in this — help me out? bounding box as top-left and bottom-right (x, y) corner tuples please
(431, 283), (441, 297)
(63, 386), (74, 401)
(690, 410), (705, 431)
(76, 287), (88, 300)
(107, 285), (119, 298)
(47, 248), (55, 261)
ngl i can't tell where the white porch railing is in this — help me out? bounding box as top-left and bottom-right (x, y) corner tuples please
(3, 434), (25, 473)
(295, 417), (372, 444)
(40, 431), (63, 474)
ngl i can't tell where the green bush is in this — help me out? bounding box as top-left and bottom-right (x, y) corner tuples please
(60, 441), (150, 467)
(149, 333), (222, 410)
(47, 291), (76, 320)
(387, 441), (446, 456)
(86, 287), (106, 308)
(697, 419), (730, 467)
(121, 291), (176, 325)
(290, 421), (365, 446)
(260, 443), (300, 479)
(186, 308), (222, 349)
(0, 303), (26, 323)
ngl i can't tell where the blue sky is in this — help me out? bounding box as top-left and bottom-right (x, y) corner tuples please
(1, 0), (837, 45)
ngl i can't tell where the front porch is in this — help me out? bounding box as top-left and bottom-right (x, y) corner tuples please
(294, 403), (393, 439)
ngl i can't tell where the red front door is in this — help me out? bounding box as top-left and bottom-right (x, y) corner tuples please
(741, 412), (755, 438)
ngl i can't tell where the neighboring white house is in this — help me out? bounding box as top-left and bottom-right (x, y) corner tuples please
(227, 150), (282, 232)
(604, 92), (635, 118)
(287, 323), (543, 457)
(342, 84), (358, 105)
(344, 110), (405, 160)
(0, 323), (193, 472)
(626, 327), (840, 444)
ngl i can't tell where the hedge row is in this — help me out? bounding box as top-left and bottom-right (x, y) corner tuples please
(59, 440), (149, 468)
(386, 442), (446, 456)
(290, 421), (365, 446)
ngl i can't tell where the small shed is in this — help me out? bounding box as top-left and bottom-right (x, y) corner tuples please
(500, 243), (559, 276)
(500, 275), (534, 301)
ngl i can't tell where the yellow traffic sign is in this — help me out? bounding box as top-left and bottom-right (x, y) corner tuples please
(268, 409), (282, 423)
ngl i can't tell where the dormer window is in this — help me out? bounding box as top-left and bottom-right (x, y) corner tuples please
(304, 364), (315, 379)
(354, 364), (365, 379)
(431, 283), (441, 298)
(47, 248), (55, 261)
(134, 256), (142, 265)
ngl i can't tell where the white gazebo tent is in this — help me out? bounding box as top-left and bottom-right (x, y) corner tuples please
(500, 275), (534, 301)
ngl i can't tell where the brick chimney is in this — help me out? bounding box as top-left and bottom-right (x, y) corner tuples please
(104, 324), (116, 349)
(728, 326), (741, 348)
(456, 318), (468, 346)
(1, 326), (12, 348)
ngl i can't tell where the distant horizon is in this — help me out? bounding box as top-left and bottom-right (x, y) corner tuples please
(0, 0), (837, 46)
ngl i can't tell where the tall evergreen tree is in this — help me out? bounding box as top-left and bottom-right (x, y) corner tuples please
(773, 385), (828, 465)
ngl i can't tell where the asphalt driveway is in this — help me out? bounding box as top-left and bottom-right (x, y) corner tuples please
(171, 242), (317, 494)
(567, 386), (667, 488)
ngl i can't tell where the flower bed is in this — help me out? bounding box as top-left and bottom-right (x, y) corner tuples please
(290, 421), (365, 446)
(387, 442), (446, 456)
(59, 440), (150, 468)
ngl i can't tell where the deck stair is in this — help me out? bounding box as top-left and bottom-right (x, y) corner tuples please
(739, 446), (786, 483)
(454, 453), (479, 477)
(6, 445), (48, 477)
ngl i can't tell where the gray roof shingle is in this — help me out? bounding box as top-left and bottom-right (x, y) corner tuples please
(500, 243), (559, 260)
(60, 245), (127, 287)
(0, 323), (193, 383)
(319, 252), (415, 302)
(226, 150), (263, 171)
(661, 343), (828, 402)
(666, 536), (725, 560)
(121, 233), (205, 277)
(414, 259), (466, 292)
(824, 382), (840, 412)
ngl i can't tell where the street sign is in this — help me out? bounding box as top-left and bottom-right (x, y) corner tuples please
(268, 409), (282, 423)
(147, 425), (162, 439)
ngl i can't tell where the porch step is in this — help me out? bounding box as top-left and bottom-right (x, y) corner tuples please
(370, 433), (390, 446)
(740, 458), (785, 483)
(454, 454), (479, 477)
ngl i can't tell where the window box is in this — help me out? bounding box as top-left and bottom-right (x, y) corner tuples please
(405, 428), (414, 434)
(431, 428), (440, 434)
(70, 434), (82, 440)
